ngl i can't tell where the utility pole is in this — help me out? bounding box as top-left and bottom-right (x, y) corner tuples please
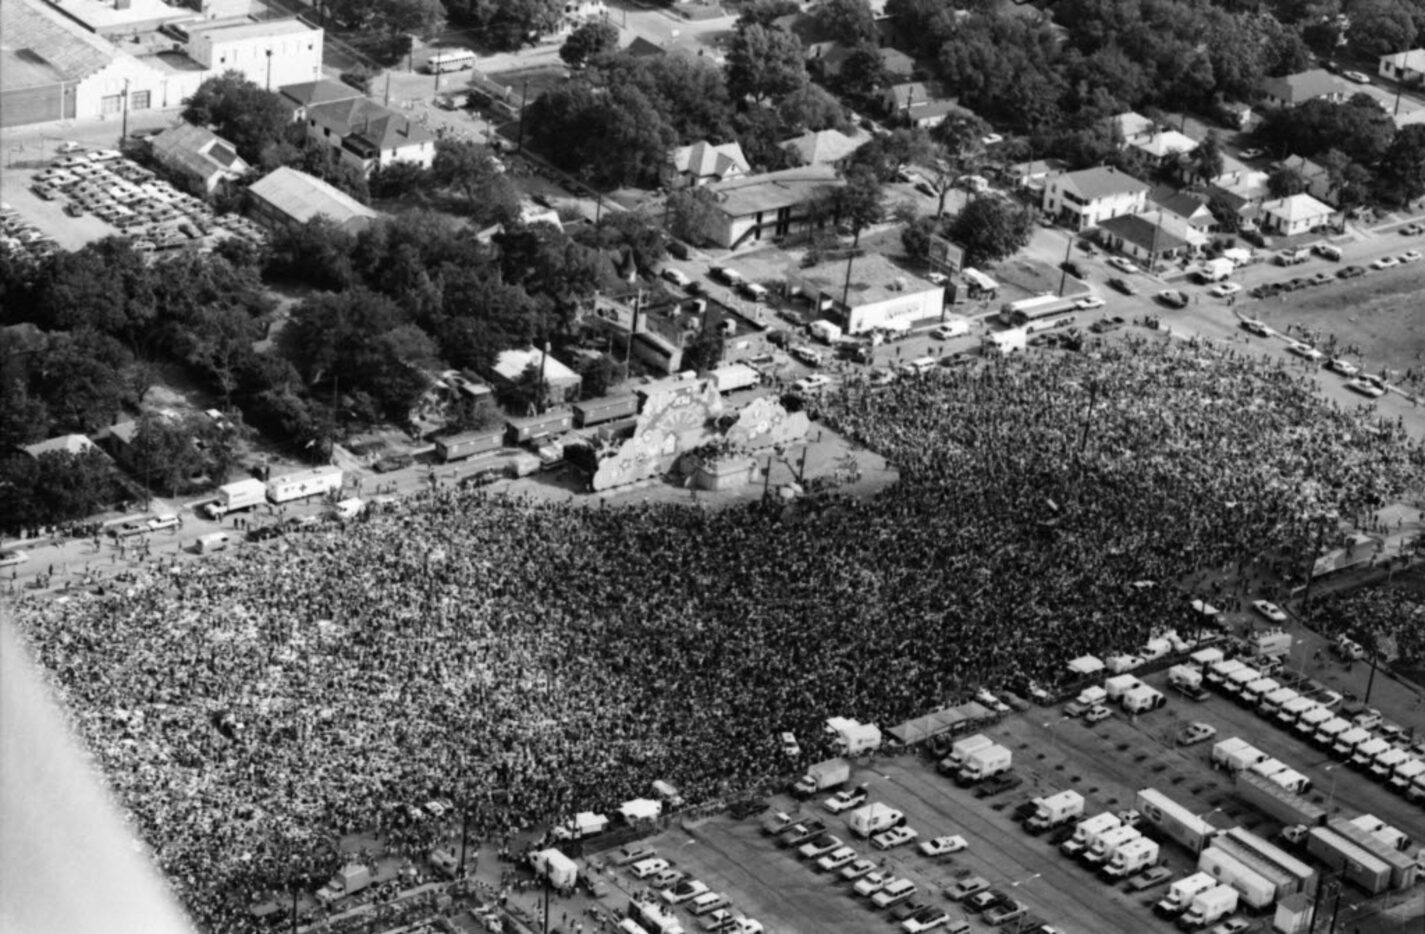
(265, 49), (273, 92)
(1056, 234), (1073, 296)
(1300, 513), (1332, 616)
(120, 77), (131, 143)
(840, 250), (857, 310)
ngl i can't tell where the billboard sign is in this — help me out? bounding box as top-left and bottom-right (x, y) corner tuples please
(928, 235), (965, 274)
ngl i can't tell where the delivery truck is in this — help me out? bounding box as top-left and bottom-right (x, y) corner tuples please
(1295, 705), (1331, 737)
(530, 848), (578, 890)
(1104, 674), (1142, 702)
(847, 803), (903, 837)
(982, 328), (1026, 355)
(1025, 790), (1084, 833)
(1249, 757), (1287, 781)
(1122, 684), (1167, 714)
(1156, 872), (1216, 917)
(267, 466), (343, 504)
(957, 744), (1012, 784)
(1223, 665), (1261, 699)
(1103, 837), (1160, 879)
(1268, 769), (1313, 795)
(1205, 658), (1245, 687)
(793, 758), (850, 798)
(1313, 716), (1351, 749)
(316, 864), (373, 904)
(1062, 811), (1120, 858)
(1197, 846), (1278, 910)
(203, 478), (267, 519)
(1179, 883), (1238, 929)
(1332, 726), (1372, 760)
(553, 812), (609, 841)
(1351, 737), (1391, 770)
(1394, 757), (1425, 793)
(1370, 746), (1408, 781)
(1168, 665), (1208, 701)
(1136, 788), (1219, 855)
(938, 734), (992, 775)
(708, 363), (761, 394)
(572, 395), (639, 429)
(1259, 687), (1297, 717)
(1242, 677), (1280, 708)
(1211, 737), (1265, 773)
(1084, 825), (1141, 866)
(1189, 647), (1225, 667)
(1277, 694), (1316, 726)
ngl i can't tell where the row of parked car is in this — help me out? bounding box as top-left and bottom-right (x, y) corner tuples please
(0, 204), (59, 264)
(30, 147), (266, 256)
(618, 844), (759, 934)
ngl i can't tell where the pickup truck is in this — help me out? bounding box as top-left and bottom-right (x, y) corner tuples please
(1127, 866), (1173, 891)
(973, 771), (1024, 798)
(780, 819), (828, 847)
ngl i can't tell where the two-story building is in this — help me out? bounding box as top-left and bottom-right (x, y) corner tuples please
(184, 19), (323, 91)
(1041, 166), (1150, 231)
(662, 141), (750, 188)
(792, 253), (944, 335)
(304, 97), (437, 175)
(1271, 155), (1335, 205)
(699, 165), (842, 248)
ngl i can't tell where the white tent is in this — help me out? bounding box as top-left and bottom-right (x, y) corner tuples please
(618, 798), (661, 823)
(1066, 655), (1104, 676)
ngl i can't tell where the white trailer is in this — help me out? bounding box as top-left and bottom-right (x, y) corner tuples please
(1197, 846), (1277, 909)
(267, 466), (343, 504)
(1121, 683), (1166, 713)
(1168, 665), (1208, 701)
(1103, 837), (1160, 878)
(531, 848), (578, 890)
(1104, 674), (1141, 702)
(957, 743), (1011, 784)
(847, 803), (903, 837)
(1136, 788), (1218, 855)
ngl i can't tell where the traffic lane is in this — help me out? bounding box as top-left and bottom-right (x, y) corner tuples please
(879, 758), (1170, 934)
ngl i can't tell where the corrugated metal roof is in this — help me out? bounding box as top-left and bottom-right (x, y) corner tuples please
(249, 167), (376, 227)
(2, 0), (115, 85)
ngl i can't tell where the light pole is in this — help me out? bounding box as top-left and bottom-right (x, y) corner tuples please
(265, 49), (273, 91)
(120, 77), (131, 143)
(1009, 872), (1042, 934)
(1323, 764), (1339, 814)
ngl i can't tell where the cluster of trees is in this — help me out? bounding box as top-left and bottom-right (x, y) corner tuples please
(315, 0), (445, 64)
(1255, 97), (1425, 205)
(445, 0), (564, 51)
(529, 20), (847, 186)
(901, 194), (1033, 268)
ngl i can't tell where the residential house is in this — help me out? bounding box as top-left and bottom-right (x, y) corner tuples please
(489, 348), (582, 404)
(1097, 212), (1191, 265)
(622, 36), (665, 58)
(1379, 49), (1425, 85)
(780, 128), (864, 166)
(811, 44), (915, 82)
(1259, 69), (1349, 108)
(1128, 129), (1198, 168)
(699, 165), (842, 248)
(248, 167), (378, 234)
(22, 434), (99, 459)
(149, 122), (249, 195)
(304, 97), (437, 175)
(1153, 189), (1216, 237)
(1041, 165), (1150, 231)
(1110, 111), (1156, 144)
(663, 141), (751, 188)
(279, 78), (363, 122)
(791, 253), (944, 335)
(1259, 194), (1335, 236)
(1002, 158), (1068, 194)
(1272, 155), (1335, 205)
(475, 202), (562, 243)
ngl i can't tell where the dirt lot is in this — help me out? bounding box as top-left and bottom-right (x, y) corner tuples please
(1248, 264), (1425, 377)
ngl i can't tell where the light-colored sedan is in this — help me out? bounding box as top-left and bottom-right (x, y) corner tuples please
(1286, 342), (1324, 362)
(1341, 70), (1371, 84)
(797, 834), (843, 860)
(1074, 296), (1105, 310)
(816, 845), (858, 871)
(853, 870), (893, 896)
(1107, 256), (1138, 273)
(840, 857), (877, 880)
(919, 835), (968, 856)
(872, 826), (919, 850)
(1083, 704), (1113, 724)
(1400, 250), (1422, 263)
(1327, 358), (1360, 377)
(662, 879), (709, 905)
(0, 548), (30, 567)
(1346, 378), (1387, 398)
(1252, 599), (1288, 623)
(1208, 282), (1242, 298)
(1370, 256), (1399, 270)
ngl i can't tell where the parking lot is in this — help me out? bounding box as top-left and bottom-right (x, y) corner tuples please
(585, 652), (1424, 934)
(1, 144), (265, 263)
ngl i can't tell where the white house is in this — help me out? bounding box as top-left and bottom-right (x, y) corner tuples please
(149, 122), (250, 194)
(663, 141), (750, 188)
(1129, 130), (1197, 167)
(1259, 69), (1349, 108)
(1379, 49), (1425, 85)
(700, 165), (842, 248)
(1042, 166), (1150, 231)
(304, 97), (437, 175)
(792, 253), (944, 335)
(1259, 194), (1335, 236)
(490, 348), (582, 403)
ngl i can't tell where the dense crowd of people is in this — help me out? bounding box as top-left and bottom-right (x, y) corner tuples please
(11, 337), (1425, 932)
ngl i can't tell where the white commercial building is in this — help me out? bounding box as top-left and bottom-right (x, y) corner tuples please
(793, 254), (945, 335)
(184, 20), (323, 92)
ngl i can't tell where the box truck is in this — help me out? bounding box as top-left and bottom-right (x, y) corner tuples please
(1062, 811), (1120, 858)
(204, 478), (267, 519)
(1223, 665), (1261, 698)
(1197, 846), (1276, 910)
(793, 759), (850, 798)
(1189, 647), (1225, 667)
(1025, 790), (1084, 833)
(316, 864), (373, 903)
(267, 466), (343, 504)
(847, 803), (903, 837)
(1389, 756), (1423, 791)
(1277, 695), (1316, 726)
(530, 848), (578, 890)
(982, 328), (1026, 355)
(196, 532), (232, 554)
(1249, 757), (1288, 781)
(1259, 686), (1297, 716)
(708, 363), (761, 394)
(1104, 674), (1142, 702)
(1179, 883), (1238, 929)
(1136, 788), (1219, 855)
(1268, 769), (1313, 795)
(1295, 705), (1332, 737)
(1241, 677), (1279, 707)
(1211, 737), (1265, 773)
(1314, 716), (1351, 748)
(1169, 666), (1208, 701)
(1351, 737), (1391, 770)
(1103, 837), (1160, 879)
(1205, 658), (1246, 687)
(1122, 684), (1167, 714)
(1370, 746), (1408, 781)
(938, 734), (992, 775)
(1332, 726), (1372, 760)
(1084, 825), (1141, 866)
(553, 812), (609, 841)
(957, 744), (1012, 784)
(1156, 872), (1216, 916)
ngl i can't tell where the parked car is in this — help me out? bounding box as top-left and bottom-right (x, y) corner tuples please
(1241, 319), (1270, 337)
(791, 374), (832, 396)
(1075, 296), (1106, 310)
(840, 857), (877, 880)
(1089, 316), (1125, 334)
(1207, 282), (1242, 298)
(966, 888), (1008, 913)
(873, 826), (919, 849)
(1370, 256), (1399, 270)
(1156, 289), (1189, 309)
(1337, 265), (1366, 278)
(1341, 70), (1371, 84)
(1286, 342), (1324, 363)
(0, 549), (30, 567)
(984, 899), (1027, 926)
(1108, 256), (1138, 273)
(919, 835), (968, 856)
(1327, 357), (1360, 376)
(816, 846), (858, 871)
(1400, 250), (1422, 263)
(662, 879), (709, 904)
(945, 876), (991, 901)
(1252, 599), (1288, 623)
(661, 268), (692, 288)
(1108, 277), (1135, 295)
(1346, 378), (1387, 398)
(1177, 721), (1218, 745)
(824, 785), (868, 813)
(1084, 704), (1112, 724)
(791, 346), (824, 367)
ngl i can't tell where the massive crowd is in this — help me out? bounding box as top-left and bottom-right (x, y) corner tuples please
(11, 337), (1425, 932)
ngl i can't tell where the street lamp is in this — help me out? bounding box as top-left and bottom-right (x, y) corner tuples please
(120, 77), (131, 143)
(1009, 873), (1042, 934)
(265, 49), (273, 92)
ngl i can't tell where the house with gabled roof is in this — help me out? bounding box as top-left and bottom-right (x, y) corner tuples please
(1379, 49), (1425, 85)
(663, 141), (751, 188)
(700, 165), (842, 248)
(1260, 69), (1349, 108)
(780, 128), (863, 166)
(279, 78), (363, 122)
(1271, 155), (1335, 205)
(304, 97), (436, 175)
(1153, 189), (1216, 235)
(149, 122), (249, 194)
(1042, 165), (1150, 231)
(1098, 212), (1192, 264)
(22, 434), (99, 459)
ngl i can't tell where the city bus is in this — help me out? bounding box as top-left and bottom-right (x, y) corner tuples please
(999, 293), (1079, 330)
(425, 49), (477, 74)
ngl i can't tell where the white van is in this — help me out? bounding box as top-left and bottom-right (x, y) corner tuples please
(196, 532), (231, 554)
(900, 356), (937, 376)
(1312, 242), (1342, 261)
(332, 498), (365, 520)
(739, 281), (769, 302)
